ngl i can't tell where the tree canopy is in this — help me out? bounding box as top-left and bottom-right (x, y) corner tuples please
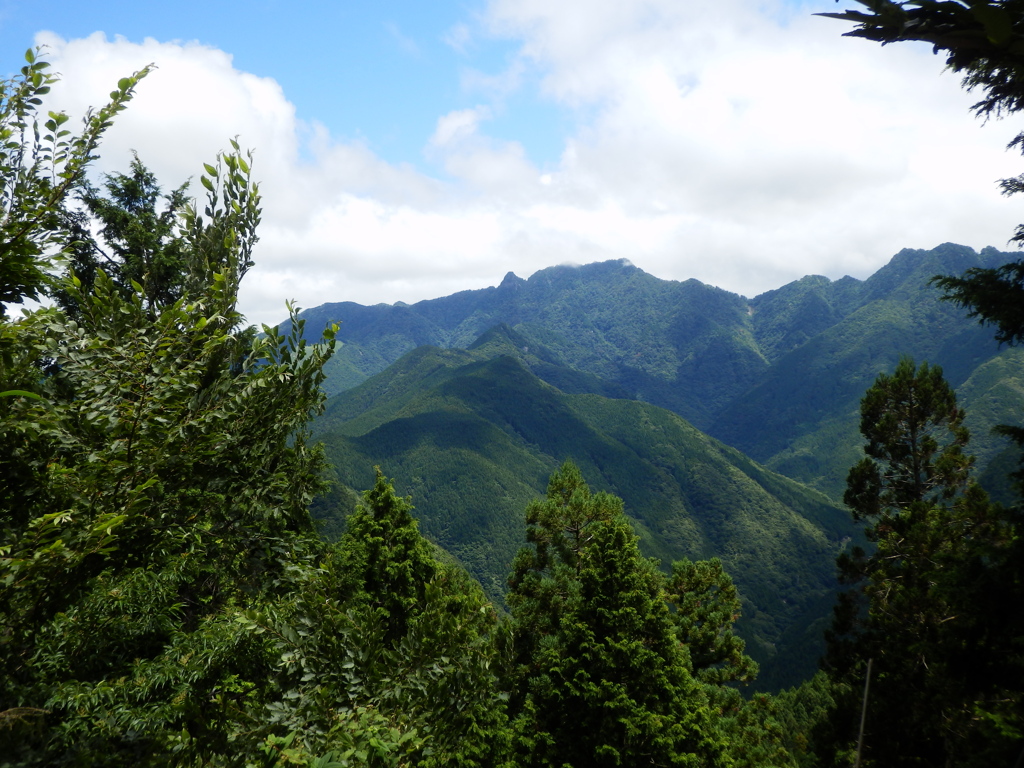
(823, 357), (1020, 767)
(503, 461), (731, 768)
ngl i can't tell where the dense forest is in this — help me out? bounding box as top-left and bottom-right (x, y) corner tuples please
(2, 2), (1024, 766)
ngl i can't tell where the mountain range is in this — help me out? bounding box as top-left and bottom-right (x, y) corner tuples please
(291, 242), (1024, 689)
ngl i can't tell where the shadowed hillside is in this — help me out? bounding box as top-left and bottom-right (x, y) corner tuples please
(312, 339), (858, 689)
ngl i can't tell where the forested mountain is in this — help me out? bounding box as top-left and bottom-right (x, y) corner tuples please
(310, 332), (857, 688)
(712, 243), (1021, 499)
(5, 33), (1024, 765)
(295, 242), (1024, 690)
(289, 243), (1023, 502)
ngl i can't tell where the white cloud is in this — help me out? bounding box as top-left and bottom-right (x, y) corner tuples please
(30, 4), (1024, 329)
(443, 22), (473, 54)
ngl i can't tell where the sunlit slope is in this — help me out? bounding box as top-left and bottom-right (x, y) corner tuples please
(293, 244), (1023, 501)
(313, 339), (856, 686)
(710, 243), (1020, 498)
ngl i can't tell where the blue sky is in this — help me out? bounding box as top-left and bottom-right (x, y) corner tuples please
(2, 0), (570, 171)
(2, 0), (1020, 326)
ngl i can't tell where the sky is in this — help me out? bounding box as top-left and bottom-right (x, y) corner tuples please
(2, 0), (1022, 327)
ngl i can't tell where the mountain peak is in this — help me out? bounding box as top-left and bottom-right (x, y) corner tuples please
(499, 271), (524, 289)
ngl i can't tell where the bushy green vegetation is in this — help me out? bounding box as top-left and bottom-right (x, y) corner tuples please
(4, 31), (1024, 767)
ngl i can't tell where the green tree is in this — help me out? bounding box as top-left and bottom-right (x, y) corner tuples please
(0, 49), (149, 316)
(327, 469), (439, 644)
(842, 356), (972, 519)
(666, 557), (757, 688)
(54, 152), (190, 319)
(240, 472), (511, 768)
(823, 358), (1017, 767)
(0, 55), (342, 760)
(503, 461), (725, 768)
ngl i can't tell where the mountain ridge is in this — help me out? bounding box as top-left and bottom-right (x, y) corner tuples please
(294, 243), (1022, 500)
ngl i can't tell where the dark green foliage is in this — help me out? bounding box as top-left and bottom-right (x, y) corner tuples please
(843, 357), (971, 517)
(934, 260), (1024, 346)
(244, 473), (511, 768)
(766, 672), (836, 768)
(54, 153), (190, 318)
(0, 69), (508, 762)
(0, 59), (337, 764)
(315, 343), (856, 689)
(502, 462), (726, 767)
(666, 558), (757, 687)
(823, 359), (1020, 767)
(0, 244), (336, 764)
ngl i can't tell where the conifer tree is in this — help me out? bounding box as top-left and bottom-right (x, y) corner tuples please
(666, 557), (757, 688)
(247, 471), (511, 768)
(54, 153), (190, 319)
(328, 468), (439, 644)
(823, 357), (1017, 767)
(503, 461), (725, 768)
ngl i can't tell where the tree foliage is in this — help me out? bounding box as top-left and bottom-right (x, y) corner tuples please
(820, 1), (1024, 115)
(0, 49), (322, 765)
(502, 460), (728, 768)
(0, 49), (150, 315)
(823, 358), (1020, 767)
(666, 558), (757, 688)
(842, 356), (972, 519)
(239, 472), (511, 768)
(0, 146), (337, 764)
(54, 152), (190, 318)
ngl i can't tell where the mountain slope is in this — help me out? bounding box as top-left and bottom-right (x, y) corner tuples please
(294, 258), (769, 427)
(313, 342), (856, 688)
(293, 244), (1023, 501)
(709, 244), (1017, 497)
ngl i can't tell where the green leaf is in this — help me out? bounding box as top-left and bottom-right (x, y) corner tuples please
(0, 389), (42, 400)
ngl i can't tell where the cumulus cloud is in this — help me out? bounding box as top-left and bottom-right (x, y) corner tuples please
(32, 2), (1024, 328)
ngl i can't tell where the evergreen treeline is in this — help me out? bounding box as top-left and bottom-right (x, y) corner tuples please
(2, 37), (1024, 767)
